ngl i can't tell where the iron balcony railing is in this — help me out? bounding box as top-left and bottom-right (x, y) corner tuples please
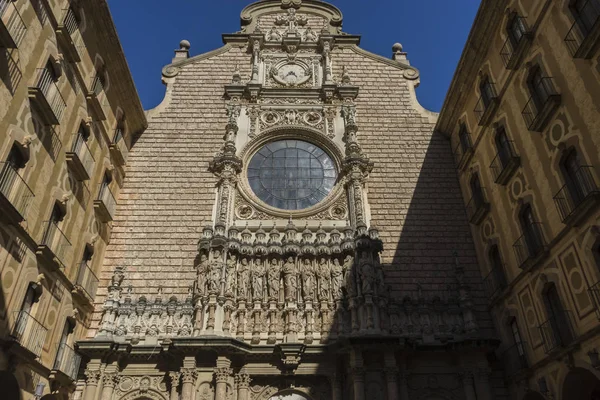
(11, 310), (48, 358)
(474, 83), (499, 125)
(110, 127), (129, 165)
(490, 141), (520, 183)
(513, 223), (546, 268)
(0, 0), (27, 48)
(32, 67), (67, 123)
(91, 75), (105, 97)
(69, 133), (95, 179)
(53, 342), (81, 381)
(553, 166), (600, 222)
(521, 77), (560, 131)
(501, 342), (529, 375)
(453, 134), (473, 169)
(539, 310), (576, 354)
(0, 162), (34, 220)
(500, 17), (531, 69)
(75, 261), (99, 300)
(60, 7), (84, 61)
(40, 221), (72, 268)
(565, 0), (600, 57)
(97, 184), (116, 220)
(483, 264), (508, 299)
(466, 188), (490, 224)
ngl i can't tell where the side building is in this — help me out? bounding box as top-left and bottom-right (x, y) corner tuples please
(437, 0), (600, 399)
(0, 0), (146, 399)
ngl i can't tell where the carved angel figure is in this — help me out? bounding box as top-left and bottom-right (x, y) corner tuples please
(317, 257), (331, 301)
(237, 257), (250, 300)
(282, 256), (297, 301)
(252, 258), (266, 300)
(266, 27), (282, 42)
(225, 254), (237, 296)
(267, 258), (281, 300)
(331, 258), (343, 300)
(303, 26), (318, 42)
(301, 258), (315, 300)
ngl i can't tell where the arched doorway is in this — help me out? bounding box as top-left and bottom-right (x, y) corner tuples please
(0, 371), (20, 400)
(562, 367), (600, 400)
(522, 393), (545, 400)
(269, 391), (312, 400)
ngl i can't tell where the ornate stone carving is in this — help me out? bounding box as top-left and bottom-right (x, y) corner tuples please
(267, 257), (281, 300)
(85, 369), (101, 386)
(282, 256), (298, 301)
(181, 368), (198, 385)
(214, 367), (233, 383)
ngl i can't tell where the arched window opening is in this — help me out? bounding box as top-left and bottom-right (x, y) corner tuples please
(514, 204), (545, 267)
(540, 284), (574, 353)
(490, 126), (519, 184)
(479, 76), (496, 109)
(508, 14), (528, 47)
(565, 0), (600, 57)
(522, 65), (560, 132)
(500, 12), (532, 69)
(67, 122), (95, 182)
(12, 282), (46, 357)
(570, 0), (600, 35)
(505, 318), (528, 370)
(490, 245), (507, 290)
(53, 317), (80, 381)
(95, 171), (116, 222)
(458, 123), (472, 154)
(466, 173), (489, 224)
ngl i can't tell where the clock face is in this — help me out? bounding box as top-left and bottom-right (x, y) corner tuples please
(278, 64), (306, 85)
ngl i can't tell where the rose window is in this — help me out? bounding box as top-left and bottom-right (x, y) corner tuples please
(247, 140), (337, 210)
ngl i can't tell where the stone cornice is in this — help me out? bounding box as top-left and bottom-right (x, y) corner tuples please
(87, 1), (147, 135)
(435, 0), (507, 136)
(349, 46), (420, 80)
(161, 45), (234, 78)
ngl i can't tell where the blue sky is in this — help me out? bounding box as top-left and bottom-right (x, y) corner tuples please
(106, 0), (481, 112)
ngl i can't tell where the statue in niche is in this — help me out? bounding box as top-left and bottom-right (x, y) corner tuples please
(283, 256), (297, 301)
(343, 255), (356, 297)
(208, 249), (223, 294)
(374, 255), (386, 297)
(225, 254), (237, 296)
(303, 26), (318, 42)
(301, 258), (315, 300)
(331, 258), (343, 300)
(237, 257), (251, 300)
(252, 258), (266, 301)
(267, 26), (282, 42)
(359, 252), (374, 295)
(317, 257), (331, 301)
(267, 257), (281, 300)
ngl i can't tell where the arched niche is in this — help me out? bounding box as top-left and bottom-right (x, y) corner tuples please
(521, 392), (545, 400)
(0, 371), (21, 400)
(562, 367), (600, 400)
(269, 390), (312, 400)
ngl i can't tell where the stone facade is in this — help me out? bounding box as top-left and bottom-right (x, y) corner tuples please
(436, 0), (600, 399)
(0, 0), (145, 399)
(78, 1), (504, 400)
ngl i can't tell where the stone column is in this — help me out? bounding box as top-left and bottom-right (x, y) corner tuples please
(235, 373), (251, 400)
(332, 372), (343, 400)
(83, 369), (101, 400)
(100, 372), (118, 400)
(351, 367), (365, 400)
(169, 372), (181, 400)
(215, 367), (232, 400)
(181, 368), (197, 400)
(475, 368), (495, 400)
(398, 370), (410, 400)
(460, 370), (477, 400)
(385, 367), (399, 400)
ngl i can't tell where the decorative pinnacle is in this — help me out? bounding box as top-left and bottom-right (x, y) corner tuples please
(179, 40), (191, 50)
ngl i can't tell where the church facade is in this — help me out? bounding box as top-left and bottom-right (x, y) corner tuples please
(76, 1), (503, 400)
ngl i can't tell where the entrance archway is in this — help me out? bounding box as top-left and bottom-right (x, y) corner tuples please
(269, 391), (312, 400)
(562, 367), (600, 400)
(522, 392), (545, 400)
(0, 371), (20, 400)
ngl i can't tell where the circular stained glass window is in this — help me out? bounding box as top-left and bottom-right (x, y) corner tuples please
(247, 140), (337, 210)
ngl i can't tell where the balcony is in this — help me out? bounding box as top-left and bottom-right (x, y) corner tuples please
(513, 223), (547, 270)
(56, 7), (84, 62)
(52, 343), (81, 382)
(86, 76), (107, 120)
(0, 162), (34, 224)
(453, 138), (473, 171)
(539, 311), (576, 354)
(36, 221), (72, 271)
(483, 264), (508, 300)
(500, 18), (533, 70)
(521, 77), (561, 132)
(10, 310), (48, 359)
(72, 261), (99, 305)
(28, 68), (66, 125)
(565, 0), (600, 59)
(466, 189), (490, 225)
(474, 85), (499, 126)
(109, 128), (129, 166)
(94, 184), (116, 222)
(554, 166), (600, 226)
(501, 342), (530, 378)
(66, 134), (95, 181)
(490, 141), (520, 185)
(0, 0), (26, 48)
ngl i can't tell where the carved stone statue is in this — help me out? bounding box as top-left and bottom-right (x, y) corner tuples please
(208, 250), (223, 294)
(343, 255), (356, 297)
(331, 258), (343, 300)
(359, 252), (374, 295)
(374, 256), (386, 297)
(282, 256), (297, 301)
(267, 257), (281, 300)
(317, 257), (331, 301)
(225, 254), (237, 296)
(237, 257), (250, 300)
(252, 258), (266, 300)
(301, 258), (314, 300)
